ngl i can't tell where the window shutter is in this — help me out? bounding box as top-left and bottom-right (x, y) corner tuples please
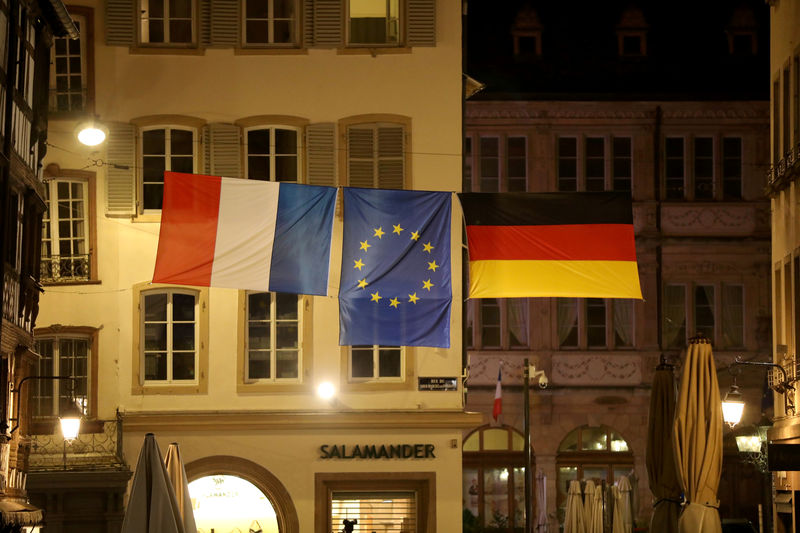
(306, 123), (336, 186)
(348, 127), (375, 188)
(377, 126), (404, 189)
(306, 0), (343, 48)
(407, 0), (436, 47)
(204, 0), (240, 48)
(105, 122), (136, 215)
(203, 123), (242, 178)
(200, 1), (212, 47)
(105, 0), (135, 46)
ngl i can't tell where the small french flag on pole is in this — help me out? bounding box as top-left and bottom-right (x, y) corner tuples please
(492, 365), (502, 421)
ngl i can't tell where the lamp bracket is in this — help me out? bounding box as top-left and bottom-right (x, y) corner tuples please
(8, 375), (80, 434)
(732, 356), (796, 417)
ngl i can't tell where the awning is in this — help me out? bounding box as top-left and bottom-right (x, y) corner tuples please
(0, 500), (43, 526)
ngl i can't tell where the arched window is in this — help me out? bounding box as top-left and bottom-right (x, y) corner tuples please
(555, 425), (633, 518)
(463, 425), (527, 532)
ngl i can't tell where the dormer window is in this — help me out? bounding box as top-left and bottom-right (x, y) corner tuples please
(726, 6), (757, 56)
(511, 6), (542, 59)
(616, 6), (647, 57)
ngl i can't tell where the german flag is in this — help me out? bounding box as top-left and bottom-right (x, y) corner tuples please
(459, 192), (642, 299)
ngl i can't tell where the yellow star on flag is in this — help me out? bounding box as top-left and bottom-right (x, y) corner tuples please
(392, 224), (404, 235)
(370, 291), (382, 302)
(408, 292), (419, 304)
(422, 242), (434, 253)
(373, 227), (385, 239)
(359, 240), (371, 251)
(410, 231), (420, 241)
(353, 258), (365, 271)
(422, 279), (434, 291)
(427, 260), (439, 272)
(389, 297), (400, 308)
(357, 278), (368, 289)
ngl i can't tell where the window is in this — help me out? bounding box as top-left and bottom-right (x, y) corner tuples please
(465, 135), (527, 192)
(140, 0), (194, 45)
(133, 284), (210, 395)
(245, 292), (301, 381)
(41, 177), (92, 283)
(463, 425), (526, 532)
(243, 0), (297, 47)
(466, 299), (529, 350)
(665, 135), (742, 201)
(556, 425), (632, 522)
(722, 137), (742, 199)
(511, 6), (542, 60)
(556, 298), (634, 350)
(346, 121), (406, 189)
(349, 345), (402, 381)
(316, 473), (434, 533)
(50, 12), (89, 112)
(616, 7), (647, 57)
(140, 126), (197, 212)
(662, 283), (744, 349)
(33, 333), (92, 418)
(245, 126), (300, 182)
(694, 137), (713, 199)
(664, 137), (685, 199)
(557, 136), (631, 192)
(347, 0), (400, 46)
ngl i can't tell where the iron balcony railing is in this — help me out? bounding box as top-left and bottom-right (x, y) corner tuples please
(29, 417), (125, 472)
(40, 254), (90, 283)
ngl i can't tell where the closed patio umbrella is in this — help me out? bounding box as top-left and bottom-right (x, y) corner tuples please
(646, 363), (681, 533)
(121, 433), (185, 533)
(612, 476), (632, 533)
(564, 480), (585, 533)
(587, 482), (603, 533)
(164, 442), (198, 533)
(583, 479), (596, 529)
(673, 338), (723, 533)
(535, 470), (548, 532)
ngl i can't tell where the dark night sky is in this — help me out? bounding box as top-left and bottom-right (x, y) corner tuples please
(466, 0), (770, 101)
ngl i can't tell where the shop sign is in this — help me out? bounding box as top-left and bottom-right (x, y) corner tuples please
(418, 377), (458, 391)
(320, 443), (436, 459)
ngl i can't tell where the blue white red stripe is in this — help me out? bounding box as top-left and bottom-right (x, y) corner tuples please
(493, 367), (502, 421)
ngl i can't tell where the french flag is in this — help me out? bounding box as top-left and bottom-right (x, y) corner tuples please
(493, 366), (502, 421)
(152, 172), (336, 295)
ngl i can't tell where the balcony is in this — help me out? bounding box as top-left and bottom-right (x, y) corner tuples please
(40, 254), (90, 284)
(768, 145), (800, 196)
(2, 266), (40, 334)
(29, 418), (125, 472)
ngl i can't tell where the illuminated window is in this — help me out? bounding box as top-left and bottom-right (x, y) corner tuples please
(188, 475), (278, 533)
(347, 0), (400, 45)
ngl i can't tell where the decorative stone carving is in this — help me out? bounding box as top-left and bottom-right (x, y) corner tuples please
(467, 354), (544, 385)
(661, 204), (769, 236)
(551, 354), (642, 385)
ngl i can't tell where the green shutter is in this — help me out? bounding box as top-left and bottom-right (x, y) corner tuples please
(105, 0), (135, 46)
(407, 0), (436, 46)
(306, 123), (337, 186)
(203, 123), (242, 178)
(105, 122), (136, 215)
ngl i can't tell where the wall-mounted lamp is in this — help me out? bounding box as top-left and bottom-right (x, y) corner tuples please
(10, 376), (83, 440)
(733, 421), (771, 473)
(722, 355), (795, 428)
(317, 381), (336, 404)
(75, 119), (108, 147)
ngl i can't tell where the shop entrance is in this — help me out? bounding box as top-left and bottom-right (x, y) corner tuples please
(189, 474), (278, 533)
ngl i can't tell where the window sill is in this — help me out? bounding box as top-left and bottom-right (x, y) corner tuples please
(129, 46), (204, 56)
(131, 213), (161, 223)
(133, 383), (206, 395)
(237, 382), (312, 394)
(41, 279), (101, 287)
(337, 46), (412, 55)
(340, 379), (414, 392)
(235, 47), (308, 55)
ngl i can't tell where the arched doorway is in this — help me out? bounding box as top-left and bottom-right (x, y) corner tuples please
(185, 456), (299, 533)
(462, 424), (527, 532)
(188, 475), (278, 533)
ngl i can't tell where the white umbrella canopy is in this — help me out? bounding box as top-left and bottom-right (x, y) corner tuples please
(535, 470), (548, 532)
(583, 480), (596, 529)
(673, 338), (723, 533)
(164, 442), (198, 533)
(122, 433), (185, 533)
(587, 482), (603, 533)
(612, 476), (633, 533)
(564, 480), (586, 533)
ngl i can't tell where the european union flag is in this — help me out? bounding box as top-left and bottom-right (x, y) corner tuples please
(339, 188), (452, 348)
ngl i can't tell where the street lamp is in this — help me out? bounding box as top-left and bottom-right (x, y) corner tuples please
(9, 375), (83, 440)
(722, 381), (745, 428)
(75, 119), (108, 146)
(722, 355), (795, 428)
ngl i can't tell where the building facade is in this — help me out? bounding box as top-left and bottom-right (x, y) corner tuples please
(462, 1), (772, 531)
(29, 1), (477, 532)
(768, 0), (800, 531)
(0, 0), (77, 530)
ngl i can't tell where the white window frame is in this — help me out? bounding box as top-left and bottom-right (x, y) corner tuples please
(244, 291), (302, 382)
(244, 125), (302, 183)
(139, 125), (198, 213)
(556, 298), (635, 350)
(139, 0), (196, 46)
(49, 13), (87, 112)
(141, 288), (199, 385)
(241, 0), (298, 47)
(348, 345), (405, 382)
(32, 334), (91, 418)
(41, 178), (90, 282)
(346, 0), (401, 47)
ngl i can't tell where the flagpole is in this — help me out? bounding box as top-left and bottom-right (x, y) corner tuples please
(524, 358), (532, 533)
